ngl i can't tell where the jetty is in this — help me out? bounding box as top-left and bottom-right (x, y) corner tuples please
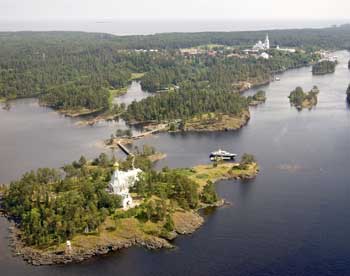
(117, 142), (133, 156)
(131, 124), (168, 140)
(106, 123), (169, 151)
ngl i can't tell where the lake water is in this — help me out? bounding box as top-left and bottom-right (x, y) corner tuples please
(1, 51), (350, 276)
(0, 81), (150, 185)
(0, 20), (347, 35)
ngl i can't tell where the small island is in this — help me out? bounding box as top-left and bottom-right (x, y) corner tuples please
(289, 86), (320, 110)
(1, 152), (259, 265)
(312, 60), (337, 75)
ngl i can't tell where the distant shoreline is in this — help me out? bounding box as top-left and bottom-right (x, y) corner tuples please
(0, 19), (347, 35)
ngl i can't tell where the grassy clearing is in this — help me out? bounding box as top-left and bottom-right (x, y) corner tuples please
(130, 72), (145, 80)
(68, 217), (149, 250)
(109, 87), (128, 99)
(198, 43), (225, 49)
(189, 162), (259, 190)
(185, 111), (250, 132)
(58, 107), (104, 117)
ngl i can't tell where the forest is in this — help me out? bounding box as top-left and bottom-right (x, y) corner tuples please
(2, 152), (218, 247)
(39, 81), (110, 111)
(123, 88), (249, 123)
(3, 24), (349, 50)
(139, 50), (316, 93)
(312, 60), (337, 75)
(2, 154), (121, 246)
(289, 86), (319, 109)
(1, 25), (349, 111)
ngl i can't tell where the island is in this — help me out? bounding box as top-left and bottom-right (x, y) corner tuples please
(289, 86), (320, 110)
(1, 152), (259, 265)
(312, 60), (337, 75)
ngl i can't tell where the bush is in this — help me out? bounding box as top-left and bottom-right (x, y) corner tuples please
(163, 214), (175, 232)
(201, 181), (218, 204)
(239, 153), (256, 169)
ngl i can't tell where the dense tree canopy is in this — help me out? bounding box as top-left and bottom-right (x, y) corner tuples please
(3, 156), (121, 246)
(0, 26), (347, 109)
(289, 86), (319, 108)
(312, 60), (337, 75)
(124, 88), (249, 123)
(2, 152), (219, 247)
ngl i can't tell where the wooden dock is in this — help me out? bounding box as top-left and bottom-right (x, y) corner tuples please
(131, 124), (168, 140)
(117, 142), (133, 156)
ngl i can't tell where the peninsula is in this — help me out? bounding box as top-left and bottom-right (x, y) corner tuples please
(1, 152), (259, 265)
(123, 88), (250, 132)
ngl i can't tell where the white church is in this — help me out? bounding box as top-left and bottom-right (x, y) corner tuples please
(253, 34), (270, 51)
(108, 163), (142, 210)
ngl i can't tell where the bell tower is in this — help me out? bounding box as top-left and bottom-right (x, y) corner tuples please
(265, 34), (270, 49)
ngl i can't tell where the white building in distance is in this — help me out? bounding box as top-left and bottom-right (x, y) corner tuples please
(276, 45), (296, 53)
(253, 34), (270, 51)
(260, 52), (270, 60)
(108, 163), (142, 210)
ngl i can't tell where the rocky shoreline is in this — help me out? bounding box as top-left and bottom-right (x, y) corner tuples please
(8, 224), (172, 266)
(2, 161), (258, 266)
(3, 195), (232, 266)
(6, 208), (209, 266)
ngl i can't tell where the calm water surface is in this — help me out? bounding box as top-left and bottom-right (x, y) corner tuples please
(0, 20), (347, 35)
(0, 81), (149, 184)
(1, 52), (350, 276)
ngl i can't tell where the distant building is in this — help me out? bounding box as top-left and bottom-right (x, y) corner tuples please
(180, 48), (200, 56)
(276, 45), (296, 53)
(108, 163), (142, 209)
(260, 52), (269, 60)
(253, 34), (270, 51)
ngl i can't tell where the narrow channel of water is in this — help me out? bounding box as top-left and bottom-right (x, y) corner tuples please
(0, 81), (150, 184)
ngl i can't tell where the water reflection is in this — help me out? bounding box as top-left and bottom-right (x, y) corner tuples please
(238, 178), (255, 200)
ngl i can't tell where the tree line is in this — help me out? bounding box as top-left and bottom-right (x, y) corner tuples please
(312, 60), (337, 75)
(123, 88), (249, 123)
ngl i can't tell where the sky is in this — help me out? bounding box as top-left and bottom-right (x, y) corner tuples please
(0, 0), (350, 21)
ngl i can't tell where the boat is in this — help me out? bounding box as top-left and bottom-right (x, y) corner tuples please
(210, 149), (237, 161)
(275, 77), (281, 81)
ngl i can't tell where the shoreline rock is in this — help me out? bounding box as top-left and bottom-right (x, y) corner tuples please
(8, 223), (173, 266)
(5, 198), (230, 266)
